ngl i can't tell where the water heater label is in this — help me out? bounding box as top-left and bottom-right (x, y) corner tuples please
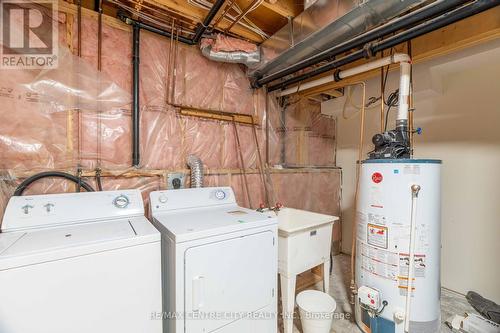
(367, 224), (388, 249)
(372, 172), (383, 183)
(360, 242), (398, 281)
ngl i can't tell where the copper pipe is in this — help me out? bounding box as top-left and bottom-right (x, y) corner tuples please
(232, 118), (253, 208)
(380, 51), (385, 132)
(77, 0), (82, 57)
(166, 19), (175, 105)
(225, 0), (260, 32)
(349, 81), (367, 303)
(252, 122), (270, 208)
(212, 0), (238, 29)
(407, 40), (415, 156)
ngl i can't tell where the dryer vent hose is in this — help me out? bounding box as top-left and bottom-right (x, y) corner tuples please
(187, 155), (204, 188)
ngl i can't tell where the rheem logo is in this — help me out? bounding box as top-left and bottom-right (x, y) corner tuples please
(372, 172), (383, 184)
(1, 0), (58, 69)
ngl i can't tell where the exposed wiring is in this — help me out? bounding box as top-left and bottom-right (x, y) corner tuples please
(384, 89), (399, 131)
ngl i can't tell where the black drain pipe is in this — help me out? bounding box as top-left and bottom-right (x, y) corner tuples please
(193, 0), (227, 43)
(120, 1), (226, 166)
(132, 24), (140, 167)
(254, 0), (469, 88)
(267, 0), (500, 93)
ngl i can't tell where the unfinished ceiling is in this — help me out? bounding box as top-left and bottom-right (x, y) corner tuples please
(72, 0), (304, 43)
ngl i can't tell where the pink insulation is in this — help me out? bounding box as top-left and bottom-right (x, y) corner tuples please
(0, 7), (341, 246)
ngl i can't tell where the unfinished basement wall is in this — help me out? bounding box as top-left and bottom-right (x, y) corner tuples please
(0, 5), (341, 241)
(324, 39), (500, 302)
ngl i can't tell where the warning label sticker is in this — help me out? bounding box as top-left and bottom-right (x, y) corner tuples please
(367, 224), (388, 249)
(397, 253), (427, 295)
(398, 253), (427, 278)
(360, 243), (398, 281)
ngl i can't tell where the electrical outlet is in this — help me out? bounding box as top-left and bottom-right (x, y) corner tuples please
(166, 173), (185, 190)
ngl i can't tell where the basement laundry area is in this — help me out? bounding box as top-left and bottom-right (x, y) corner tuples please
(1, 0), (500, 333)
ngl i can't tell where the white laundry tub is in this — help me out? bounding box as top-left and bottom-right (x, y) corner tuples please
(277, 207), (339, 333)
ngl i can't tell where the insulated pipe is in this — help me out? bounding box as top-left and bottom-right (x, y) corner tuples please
(187, 155), (204, 188)
(254, 0), (468, 87)
(277, 53), (412, 126)
(267, 0), (500, 92)
(132, 25), (140, 167)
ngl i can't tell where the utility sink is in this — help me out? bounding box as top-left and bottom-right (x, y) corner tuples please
(276, 207), (339, 333)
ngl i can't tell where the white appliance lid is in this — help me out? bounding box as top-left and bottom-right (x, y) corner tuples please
(1, 190), (145, 232)
(0, 216), (159, 270)
(153, 206), (277, 243)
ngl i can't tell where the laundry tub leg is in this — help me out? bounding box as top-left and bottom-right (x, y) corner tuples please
(280, 273), (296, 333)
(323, 259), (330, 294)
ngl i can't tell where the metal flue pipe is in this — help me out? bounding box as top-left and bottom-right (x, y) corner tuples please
(254, 0), (469, 88)
(267, 0), (500, 93)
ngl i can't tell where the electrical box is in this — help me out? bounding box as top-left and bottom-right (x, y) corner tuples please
(358, 286), (381, 310)
(166, 173), (185, 190)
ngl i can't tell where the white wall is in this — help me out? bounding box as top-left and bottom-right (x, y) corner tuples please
(323, 39), (500, 303)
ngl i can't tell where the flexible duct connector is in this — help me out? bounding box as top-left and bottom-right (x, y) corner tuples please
(187, 155), (204, 188)
(200, 44), (261, 66)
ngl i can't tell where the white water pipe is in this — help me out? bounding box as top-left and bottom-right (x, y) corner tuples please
(277, 53), (412, 125)
(404, 184), (421, 332)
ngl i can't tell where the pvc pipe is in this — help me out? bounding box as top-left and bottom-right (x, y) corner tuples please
(398, 61), (411, 125)
(404, 184), (421, 332)
(277, 53), (412, 126)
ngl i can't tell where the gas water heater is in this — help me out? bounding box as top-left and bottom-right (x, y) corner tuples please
(355, 159), (441, 333)
(351, 52), (442, 333)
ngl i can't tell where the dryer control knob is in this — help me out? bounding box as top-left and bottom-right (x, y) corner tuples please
(214, 190), (226, 200)
(113, 195), (130, 208)
(158, 194), (168, 203)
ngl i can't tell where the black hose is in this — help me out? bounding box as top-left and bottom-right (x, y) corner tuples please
(13, 171), (95, 196)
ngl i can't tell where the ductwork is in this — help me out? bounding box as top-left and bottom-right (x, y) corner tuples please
(187, 155), (204, 188)
(200, 44), (261, 66)
(249, 0), (428, 79)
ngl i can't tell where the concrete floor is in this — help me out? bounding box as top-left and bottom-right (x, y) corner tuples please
(285, 254), (476, 333)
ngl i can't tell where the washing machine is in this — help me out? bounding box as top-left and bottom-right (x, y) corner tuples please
(149, 187), (278, 333)
(0, 189), (162, 333)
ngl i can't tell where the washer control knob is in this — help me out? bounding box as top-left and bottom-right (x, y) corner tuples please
(113, 195), (130, 209)
(214, 190), (226, 200)
(21, 204), (34, 214)
(158, 194), (168, 203)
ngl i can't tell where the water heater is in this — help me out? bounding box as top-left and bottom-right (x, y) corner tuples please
(355, 159), (441, 333)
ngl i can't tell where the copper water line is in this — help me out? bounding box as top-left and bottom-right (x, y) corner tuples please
(166, 19), (175, 105)
(407, 40), (414, 156)
(169, 27), (180, 105)
(349, 81), (367, 302)
(380, 51), (385, 132)
(212, 0), (238, 29)
(225, 0), (260, 33)
(251, 122), (270, 208)
(232, 118), (253, 208)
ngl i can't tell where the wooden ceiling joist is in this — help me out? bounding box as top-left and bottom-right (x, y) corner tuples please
(261, 0), (303, 18)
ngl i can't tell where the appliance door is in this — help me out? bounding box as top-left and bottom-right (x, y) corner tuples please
(184, 230), (276, 332)
(0, 242), (162, 333)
